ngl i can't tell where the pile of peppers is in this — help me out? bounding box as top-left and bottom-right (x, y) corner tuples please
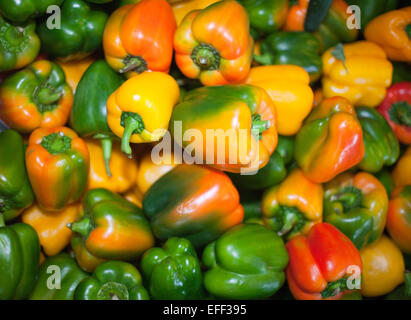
(0, 0), (411, 301)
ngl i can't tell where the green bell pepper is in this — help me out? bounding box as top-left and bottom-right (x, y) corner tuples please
(346, 0), (398, 29)
(254, 31), (323, 82)
(37, 0), (108, 60)
(30, 253), (88, 300)
(0, 0), (63, 23)
(74, 261), (149, 300)
(70, 60), (124, 176)
(0, 217), (39, 300)
(0, 130), (34, 221)
(357, 107), (400, 173)
(202, 223), (288, 299)
(386, 272), (411, 300)
(392, 62), (411, 84)
(375, 169), (395, 197)
(141, 237), (203, 300)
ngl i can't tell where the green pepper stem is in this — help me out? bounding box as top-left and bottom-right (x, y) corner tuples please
(389, 101), (411, 127)
(120, 56), (147, 74)
(37, 87), (61, 105)
(253, 53), (273, 66)
(97, 282), (129, 300)
(120, 112), (145, 156)
(5, 26), (24, 46)
(331, 186), (363, 212)
(100, 138), (112, 177)
(191, 43), (221, 71)
(321, 277), (348, 299)
(67, 216), (92, 237)
(40, 131), (72, 155)
(278, 207), (304, 237)
(252, 114), (270, 140)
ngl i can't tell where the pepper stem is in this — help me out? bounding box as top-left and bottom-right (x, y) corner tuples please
(331, 186), (363, 212)
(5, 26), (24, 46)
(252, 114), (270, 140)
(97, 282), (129, 300)
(40, 131), (72, 155)
(120, 56), (147, 74)
(389, 101), (411, 127)
(37, 87), (61, 105)
(277, 206), (304, 237)
(321, 277), (348, 299)
(120, 112), (145, 156)
(191, 43), (221, 71)
(67, 216), (92, 237)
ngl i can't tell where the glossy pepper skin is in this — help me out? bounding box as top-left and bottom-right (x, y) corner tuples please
(365, 7), (411, 62)
(254, 31), (322, 82)
(286, 223), (362, 300)
(284, 0), (308, 31)
(0, 130), (34, 221)
(357, 107), (400, 173)
(170, 85), (277, 173)
(387, 185), (411, 254)
(171, 0), (219, 25)
(377, 82), (411, 145)
(107, 71), (180, 156)
(262, 169), (323, 240)
(103, 0), (176, 78)
(0, 16), (40, 72)
(141, 237), (203, 300)
(322, 41), (393, 108)
(37, 0), (108, 61)
(0, 60), (73, 133)
(25, 126), (89, 211)
(0, 217), (40, 300)
(69, 188), (154, 261)
(0, 0), (63, 23)
(71, 60), (124, 175)
(295, 96), (365, 183)
(143, 165), (244, 248)
(202, 223), (289, 299)
(323, 172), (388, 249)
(393, 147), (411, 188)
(74, 261), (149, 300)
(29, 253), (88, 300)
(174, 0), (253, 86)
(346, 0), (398, 29)
(243, 65), (313, 136)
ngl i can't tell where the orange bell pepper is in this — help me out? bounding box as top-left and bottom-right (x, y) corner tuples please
(284, 0), (308, 31)
(174, 0), (253, 86)
(56, 57), (95, 94)
(393, 147), (411, 188)
(172, 0), (219, 25)
(103, 0), (176, 78)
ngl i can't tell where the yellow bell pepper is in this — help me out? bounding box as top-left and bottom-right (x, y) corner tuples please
(123, 185), (144, 208)
(172, 0), (220, 25)
(56, 57), (95, 94)
(392, 147), (411, 188)
(243, 65), (314, 136)
(360, 235), (405, 297)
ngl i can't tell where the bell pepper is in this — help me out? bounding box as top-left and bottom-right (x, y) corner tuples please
(364, 7), (411, 62)
(237, 0), (289, 35)
(74, 261), (149, 300)
(21, 202), (81, 256)
(103, 0), (176, 78)
(86, 139), (138, 194)
(346, 0), (399, 29)
(171, 0), (219, 25)
(71, 60), (124, 175)
(322, 41), (393, 108)
(37, 0), (108, 60)
(386, 272), (411, 300)
(262, 168), (323, 240)
(228, 135), (294, 190)
(286, 222), (362, 300)
(323, 172), (388, 249)
(392, 62), (411, 84)
(393, 147), (411, 188)
(25, 126), (89, 211)
(243, 65), (313, 136)
(71, 233), (106, 273)
(69, 188), (154, 261)
(0, 217), (40, 299)
(202, 223), (289, 299)
(0, 0), (63, 23)
(375, 169), (395, 197)
(143, 164), (244, 248)
(107, 71), (180, 156)
(377, 82), (411, 145)
(0, 16), (40, 72)
(123, 185), (143, 208)
(57, 57), (95, 94)
(356, 107), (400, 173)
(174, 0), (253, 86)
(0, 60), (73, 133)
(0, 130), (34, 221)
(387, 185), (411, 254)
(295, 96), (365, 183)
(284, 0), (308, 31)
(254, 31), (323, 83)
(360, 235), (405, 297)
(169, 84), (277, 173)
(141, 237), (203, 299)
(29, 253), (88, 300)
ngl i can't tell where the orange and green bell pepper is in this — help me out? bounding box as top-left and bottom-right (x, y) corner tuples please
(25, 126), (89, 211)
(356, 106), (400, 173)
(0, 0), (63, 23)
(346, 0), (399, 29)
(71, 233), (106, 273)
(378, 82), (411, 145)
(262, 168), (323, 240)
(364, 6), (411, 62)
(322, 41), (393, 108)
(143, 164), (244, 248)
(141, 237), (204, 300)
(0, 60), (73, 133)
(107, 71), (180, 156)
(295, 96), (365, 183)
(0, 217), (40, 299)
(286, 222), (362, 300)
(393, 147), (411, 188)
(37, 0), (108, 60)
(323, 172), (388, 249)
(74, 261), (149, 300)
(0, 130), (34, 221)
(387, 185), (411, 254)
(103, 0), (176, 78)
(174, 0), (253, 86)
